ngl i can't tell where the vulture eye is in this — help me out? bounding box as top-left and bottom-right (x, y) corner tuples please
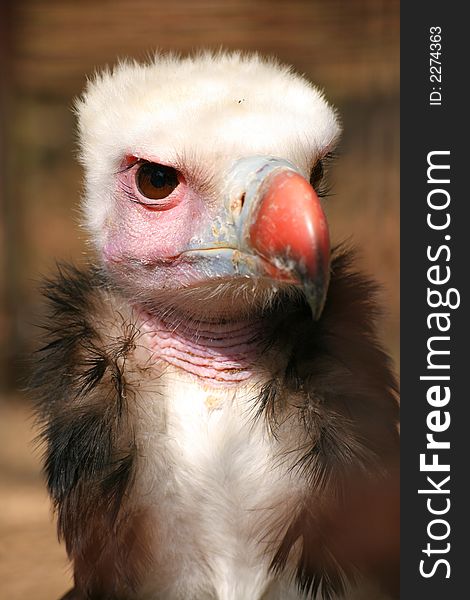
(309, 151), (337, 198)
(309, 159), (324, 191)
(136, 162), (179, 200)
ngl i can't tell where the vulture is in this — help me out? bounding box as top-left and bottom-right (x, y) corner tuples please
(32, 52), (399, 600)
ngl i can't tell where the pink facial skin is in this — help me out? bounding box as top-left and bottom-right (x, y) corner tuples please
(105, 156), (207, 260)
(103, 156), (213, 291)
(102, 154), (289, 325)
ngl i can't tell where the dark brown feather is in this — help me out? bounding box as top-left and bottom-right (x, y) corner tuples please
(265, 249), (399, 598)
(32, 266), (152, 598)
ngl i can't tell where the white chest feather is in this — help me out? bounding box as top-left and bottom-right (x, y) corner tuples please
(134, 367), (303, 600)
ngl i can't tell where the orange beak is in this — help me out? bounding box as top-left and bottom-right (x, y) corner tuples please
(248, 168), (330, 319)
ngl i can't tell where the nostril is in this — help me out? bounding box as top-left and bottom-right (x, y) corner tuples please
(230, 192), (246, 217)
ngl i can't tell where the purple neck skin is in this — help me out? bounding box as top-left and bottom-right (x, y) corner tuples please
(139, 311), (265, 386)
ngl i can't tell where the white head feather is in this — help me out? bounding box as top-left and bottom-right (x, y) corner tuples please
(75, 51), (340, 247)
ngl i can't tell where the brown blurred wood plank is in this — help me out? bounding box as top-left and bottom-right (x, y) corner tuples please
(1, 0), (19, 393)
(11, 0), (399, 100)
(0, 401), (72, 600)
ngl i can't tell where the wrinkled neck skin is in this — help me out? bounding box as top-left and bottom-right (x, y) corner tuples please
(128, 280), (302, 387)
(138, 311), (266, 385)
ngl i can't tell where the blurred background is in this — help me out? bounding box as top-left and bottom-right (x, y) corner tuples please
(0, 1), (399, 598)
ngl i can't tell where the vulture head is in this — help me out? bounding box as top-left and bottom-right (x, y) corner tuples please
(77, 52), (337, 322)
(34, 52), (399, 600)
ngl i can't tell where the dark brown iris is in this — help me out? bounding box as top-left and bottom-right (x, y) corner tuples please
(136, 162), (179, 200)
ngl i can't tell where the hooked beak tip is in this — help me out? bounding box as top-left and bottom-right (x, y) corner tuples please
(247, 168), (331, 319)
